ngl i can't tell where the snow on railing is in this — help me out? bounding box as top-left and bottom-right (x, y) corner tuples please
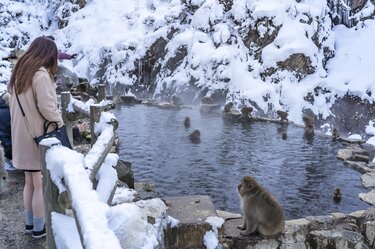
(41, 141), (121, 249)
(39, 88), (121, 249)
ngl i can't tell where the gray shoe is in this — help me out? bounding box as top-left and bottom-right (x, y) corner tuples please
(4, 159), (17, 171)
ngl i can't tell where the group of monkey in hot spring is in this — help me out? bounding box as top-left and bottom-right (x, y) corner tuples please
(174, 95), (342, 237)
(0, 95), (343, 238)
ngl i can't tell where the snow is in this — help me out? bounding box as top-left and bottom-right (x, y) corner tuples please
(108, 199), (167, 249)
(52, 212), (83, 249)
(2, 0), (375, 248)
(324, 20), (375, 97)
(42, 138), (169, 248)
(44, 141), (122, 249)
(84, 112), (117, 174)
(112, 187), (137, 205)
(1, 0), (375, 130)
(347, 134), (362, 140)
(166, 215), (179, 228)
(203, 216), (225, 249)
(366, 120), (375, 136)
(96, 153), (119, 203)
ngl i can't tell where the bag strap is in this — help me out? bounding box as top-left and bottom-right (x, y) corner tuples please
(43, 121), (58, 133)
(14, 86), (37, 139)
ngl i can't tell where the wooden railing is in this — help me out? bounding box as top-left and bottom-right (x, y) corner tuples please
(40, 86), (121, 249)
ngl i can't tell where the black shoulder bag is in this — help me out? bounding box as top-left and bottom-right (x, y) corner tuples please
(15, 91), (72, 149)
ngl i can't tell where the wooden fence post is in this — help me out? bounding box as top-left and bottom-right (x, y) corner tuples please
(61, 92), (73, 147)
(98, 84), (106, 102)
(40, 143), (65, 249)
(90, 105), (102, 146)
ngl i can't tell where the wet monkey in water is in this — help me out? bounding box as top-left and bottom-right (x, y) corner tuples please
(224, 102), (234, 113)
(281, 133), (287, 140)
(333, 187), (342, 203)
(237, 176), (285, 236)
(183, 117), (191, 128)
(303, 115), (315, 136)
(188, 130), (201, 144)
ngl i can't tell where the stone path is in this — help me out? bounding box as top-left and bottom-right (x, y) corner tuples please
(0, 171), (46, 249)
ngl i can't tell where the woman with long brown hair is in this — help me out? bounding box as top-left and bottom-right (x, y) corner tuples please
(8, 36), (64, 239)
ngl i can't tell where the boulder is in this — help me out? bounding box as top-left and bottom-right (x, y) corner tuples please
(308, 230), (364, 249)
(163, 195), (219, 249)
(359, 190), (375, 206)
(115, 160), (134, 189)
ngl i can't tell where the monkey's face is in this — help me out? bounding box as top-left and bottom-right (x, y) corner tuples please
(238, 176), (255, 196)
(237, 182), (242, 192)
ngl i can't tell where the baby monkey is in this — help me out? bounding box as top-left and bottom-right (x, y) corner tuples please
(237, 176), (285, 237)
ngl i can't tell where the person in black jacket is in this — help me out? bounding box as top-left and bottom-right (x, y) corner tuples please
(0, 91), (17, 171)
(0, 91), (11, 160)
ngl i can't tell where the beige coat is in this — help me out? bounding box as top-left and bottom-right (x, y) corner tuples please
(9, 67), (64, 170)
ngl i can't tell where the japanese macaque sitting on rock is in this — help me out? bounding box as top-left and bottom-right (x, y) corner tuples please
(237, 176), (285, 237)
(276, 110), (288, 122)
(240, 107), (253, 118)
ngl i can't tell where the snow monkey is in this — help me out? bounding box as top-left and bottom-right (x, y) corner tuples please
(303, 115), (315, 136)
(0, 143), (8, 195)
(240, 106), (253, 118)
(237, 176), (285, 237)
(171, 95), (183, 106)
(188, 130), (201, 144)
(333, 187), (342, 203)
(224, 102), (234, 113)
(201, 96), (215, 104)
(184, 117), (191, 128)
(332, 128), (340, 141)
(276, 110), (288, 122)
(282, 133), (287, 140)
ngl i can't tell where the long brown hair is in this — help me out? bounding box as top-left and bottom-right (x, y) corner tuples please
(9, 36), (58, 94)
